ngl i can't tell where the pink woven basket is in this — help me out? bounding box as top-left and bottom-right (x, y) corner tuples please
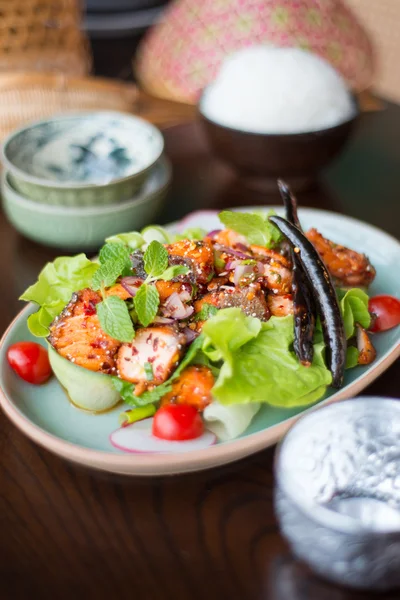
(136, 0), (374, 104)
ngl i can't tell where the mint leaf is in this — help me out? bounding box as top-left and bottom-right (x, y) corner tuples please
(194, 303), (219, 322)
(111, 377), (155, 407)
(219, 211), (282, 247)
(161, 265), (190, 281)
(96, 296), (135, 342)
(134, 283), (160, 326)
(99, 242), (131, 268)
(92, 243), (132, 290)
(143, 240), (168, 278)
(112, 376), (167, 407)
(92, 259), (127, 290)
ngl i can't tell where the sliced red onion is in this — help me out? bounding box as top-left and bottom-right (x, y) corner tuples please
(236, 243), (250, 253)
(178, 289), (192, 302)
(233, 263), (255, 287)
(225, 259), (240, 271)
(163, 292), (194, 319)
(121, 276), (143, 297)
(182, 327), (198, 343)
(153, 316), (176, 324)
(183, 306), (194, 319)
(207, 229), (222, 239)
(256, 261), (265, 274)
(213, 243), (251, 260)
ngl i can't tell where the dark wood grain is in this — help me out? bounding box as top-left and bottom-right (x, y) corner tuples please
(1, 100), (400, 600)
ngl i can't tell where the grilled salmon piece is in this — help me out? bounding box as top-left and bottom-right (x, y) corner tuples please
(49, 288), (121, 374)
(250, 245), (293, 294)
(161, 365), (214, 412)
(193, 291), (221, 314)
(167, 239), (214, 284)
(155, 280), (192, 303)
(117, 326), (186, 386)
(212, 229), (248, 247)
(193, 283), (269, 330)
(306, 228), (376, 287)
(268, 293), (294, 317)
(104, 283), (132, 301)
(250, 245), (291, 267)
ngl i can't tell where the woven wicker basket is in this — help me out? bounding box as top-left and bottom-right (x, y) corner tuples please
(0, 0), (90, 76)
(0, 73), (137, 142)
(346, 0), (400, 102)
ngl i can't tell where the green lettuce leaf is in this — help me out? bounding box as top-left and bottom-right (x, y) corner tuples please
(218, 210), (283, 247)
(202, 310), (332, 407)
(173, 227), (207, 241)
(105, 231), (144, 249)
(201, 308), (261, 365)
(20, 254), (99, 337)
(338, 288), (371, 339)
(345, 346), (360, 369)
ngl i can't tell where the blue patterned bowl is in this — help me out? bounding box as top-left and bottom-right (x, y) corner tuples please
(1, 111), (164, 206)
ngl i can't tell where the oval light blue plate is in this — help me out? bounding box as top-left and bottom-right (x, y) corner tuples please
(0, 208), (399, 475)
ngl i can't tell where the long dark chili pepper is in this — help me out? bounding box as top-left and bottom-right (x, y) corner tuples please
(278, 180), (301, 229)
(269, 215), (346, 388)
(277, 180), (316, 366)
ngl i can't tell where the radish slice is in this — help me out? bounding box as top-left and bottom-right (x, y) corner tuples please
(110, 418), (217, 454)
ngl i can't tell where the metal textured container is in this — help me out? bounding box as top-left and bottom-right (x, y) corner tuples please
(274, 397), (400, 591)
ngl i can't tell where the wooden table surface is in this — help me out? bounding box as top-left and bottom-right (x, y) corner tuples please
(1, 104), (400, 600)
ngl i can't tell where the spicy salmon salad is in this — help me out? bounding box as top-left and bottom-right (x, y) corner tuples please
(11, 181), (396, 452)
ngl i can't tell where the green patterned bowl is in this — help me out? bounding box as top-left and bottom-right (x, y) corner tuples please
(1, 111), (164, 207)
(1, 157), (171, 251)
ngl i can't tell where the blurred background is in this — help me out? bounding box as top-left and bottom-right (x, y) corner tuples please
(0, 0), (399, 252)
(0, 0), (398, 134)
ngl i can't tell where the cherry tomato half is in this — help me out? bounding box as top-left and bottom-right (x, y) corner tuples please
(7, 342), (52, 385)
(368, 295), (400, 333)
(152, 404), (204, 441)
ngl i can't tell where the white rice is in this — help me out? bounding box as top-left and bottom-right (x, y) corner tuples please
(200, 46), (356, 134)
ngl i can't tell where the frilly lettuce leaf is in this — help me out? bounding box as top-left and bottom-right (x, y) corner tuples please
(201, 308), (261, 365)
(338, 288), (371, 339)
(201, 309), (332, 407)
(105, 231), (144, 250)
(20, 254), (99, 337)
(173, 227), (207, 241)
(218, 210), (283, 247)
(345, 346), (360, 369)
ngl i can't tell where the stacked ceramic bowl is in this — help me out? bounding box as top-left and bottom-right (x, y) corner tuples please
(1, 111), (170, 250)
